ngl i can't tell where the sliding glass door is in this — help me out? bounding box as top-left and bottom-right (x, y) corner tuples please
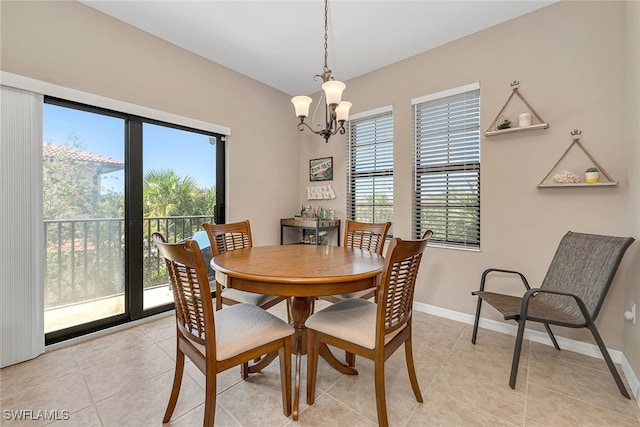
(43, 98), (225, 344)
(141, 122), (220, 310)
(43, 102), (126, 335)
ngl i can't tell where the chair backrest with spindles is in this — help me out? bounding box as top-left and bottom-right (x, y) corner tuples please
(203, 220), (253, 257)
(376, 230), (432, 339)
(344, 220), (392, 255)
(152, 232), (215, 349)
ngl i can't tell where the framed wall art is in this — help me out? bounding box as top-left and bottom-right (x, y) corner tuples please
(309, 157), (333, 182)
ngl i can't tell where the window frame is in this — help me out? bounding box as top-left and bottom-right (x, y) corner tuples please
(43, 96), (226, 345)
(412, 83), (481, 250)
(346, 106), (394, 230)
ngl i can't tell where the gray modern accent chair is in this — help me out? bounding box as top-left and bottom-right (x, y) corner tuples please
(471, 231), (635, 398)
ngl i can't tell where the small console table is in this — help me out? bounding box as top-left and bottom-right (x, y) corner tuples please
(280, 218), (341, 246)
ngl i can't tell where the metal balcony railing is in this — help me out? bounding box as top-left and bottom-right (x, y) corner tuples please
(44, 215), (215, 309)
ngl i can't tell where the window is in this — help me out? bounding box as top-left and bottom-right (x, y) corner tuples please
(43, 98), (226, 344)
(347, 108), (393, 229)
(413, 83), (480, 249)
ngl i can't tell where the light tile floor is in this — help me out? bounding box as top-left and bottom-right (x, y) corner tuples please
(2, 302), (639, 426)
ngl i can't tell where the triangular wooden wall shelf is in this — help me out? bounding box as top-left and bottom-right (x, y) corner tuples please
(485, 80), (549, 136)
(537, 129), (618, 188)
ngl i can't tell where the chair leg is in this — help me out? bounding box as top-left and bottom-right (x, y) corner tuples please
(241, 361), (249, 379)
(471, 296), (483, 344)
(306, 329), (319, 405)
(587, 323), (630, 399)
(404, 336), (423, 402)
(163, 348), (185, 423)
(509, 318), (527, 390)
(543, 323), (561, 351)
(215, 282), (224, 311)
(345, 351), (356, 367)
(279, 338), (293, 416)
(203, 368), (217, 427)
(374, 355), (389, 427)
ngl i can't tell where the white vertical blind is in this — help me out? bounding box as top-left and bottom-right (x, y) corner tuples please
(347, 110), (393, 225)
(413, 83), (480, 249)
(1, 86), (45, 367)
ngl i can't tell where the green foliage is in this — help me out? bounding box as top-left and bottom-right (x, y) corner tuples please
(43, 138), (216, 308)
(416, 188), (480, 245)
(585, 167), (599, 173)
(142, 169), (216, 217)
(43, 136), (102, 220)
(496, 119), (511, 130)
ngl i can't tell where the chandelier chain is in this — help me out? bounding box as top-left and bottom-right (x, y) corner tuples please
(291, 0), (351, 143)
(323, 0), (329, 73)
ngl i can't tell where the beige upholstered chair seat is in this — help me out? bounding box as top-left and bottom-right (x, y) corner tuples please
(305, 298), (405, 349)
(328, 289), (376, 302)
(187, 304), (294, 361)
(220, 289), (284, 309)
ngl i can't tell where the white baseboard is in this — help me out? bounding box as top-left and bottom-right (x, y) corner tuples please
(413, 301), (640, 407)
(621, 353), (640, 408)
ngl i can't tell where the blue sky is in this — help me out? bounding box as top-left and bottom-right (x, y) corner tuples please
(43, 103), (217, 193)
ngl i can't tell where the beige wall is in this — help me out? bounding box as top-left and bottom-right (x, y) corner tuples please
(2, 0), (638, 377)
(299, 0), (638, 359)
(0, 0), (300, 245)
(625, 0), (640, 381)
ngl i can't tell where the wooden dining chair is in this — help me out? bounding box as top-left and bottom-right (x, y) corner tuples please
(318, 219), (391, 366)
(203, 220), (290, 378)
(152, 232), (294, 427)
(305, 231), (432, 427)
(321, 219), (392, 303)
(202, 220), (288, 311)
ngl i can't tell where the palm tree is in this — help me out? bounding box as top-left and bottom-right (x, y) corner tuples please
(143, 169), (200, 217)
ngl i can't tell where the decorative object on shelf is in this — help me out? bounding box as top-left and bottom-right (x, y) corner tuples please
(309, 157), (333, 181)
(291, 0), (352, 143)
(537, 129), (618, 188)
(497, 118), (511, 130)
(301, 204), (314, 219)
(485, 80), (549, 136)
(552, 170), (581, 184)
(518, 112), (532, 127)
(585, 167), (599, 183)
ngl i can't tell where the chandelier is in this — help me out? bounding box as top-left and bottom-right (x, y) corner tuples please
(291, 0), (352, 143)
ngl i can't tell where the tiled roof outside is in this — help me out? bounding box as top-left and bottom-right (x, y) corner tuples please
(43, 143), (124, 166)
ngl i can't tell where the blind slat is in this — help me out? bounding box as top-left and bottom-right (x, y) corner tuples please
(413, 86), (480, 249)
(348, 111), (394, 225)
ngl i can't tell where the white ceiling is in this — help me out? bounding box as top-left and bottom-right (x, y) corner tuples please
(80, 1), (556, 96)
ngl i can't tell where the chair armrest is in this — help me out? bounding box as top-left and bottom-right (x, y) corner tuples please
(521, 288), (593, 323)
(476, 268), (531, 293)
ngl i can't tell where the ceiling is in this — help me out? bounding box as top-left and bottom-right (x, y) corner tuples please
(80, 1), (556, 96)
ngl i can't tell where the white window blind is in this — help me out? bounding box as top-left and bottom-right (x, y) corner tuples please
(1, 86), (45, 367)
(347, 110), (393, 227)
(413, 84), (480, 249)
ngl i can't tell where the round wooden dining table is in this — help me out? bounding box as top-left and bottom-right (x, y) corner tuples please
(211, 244), (384, 420)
